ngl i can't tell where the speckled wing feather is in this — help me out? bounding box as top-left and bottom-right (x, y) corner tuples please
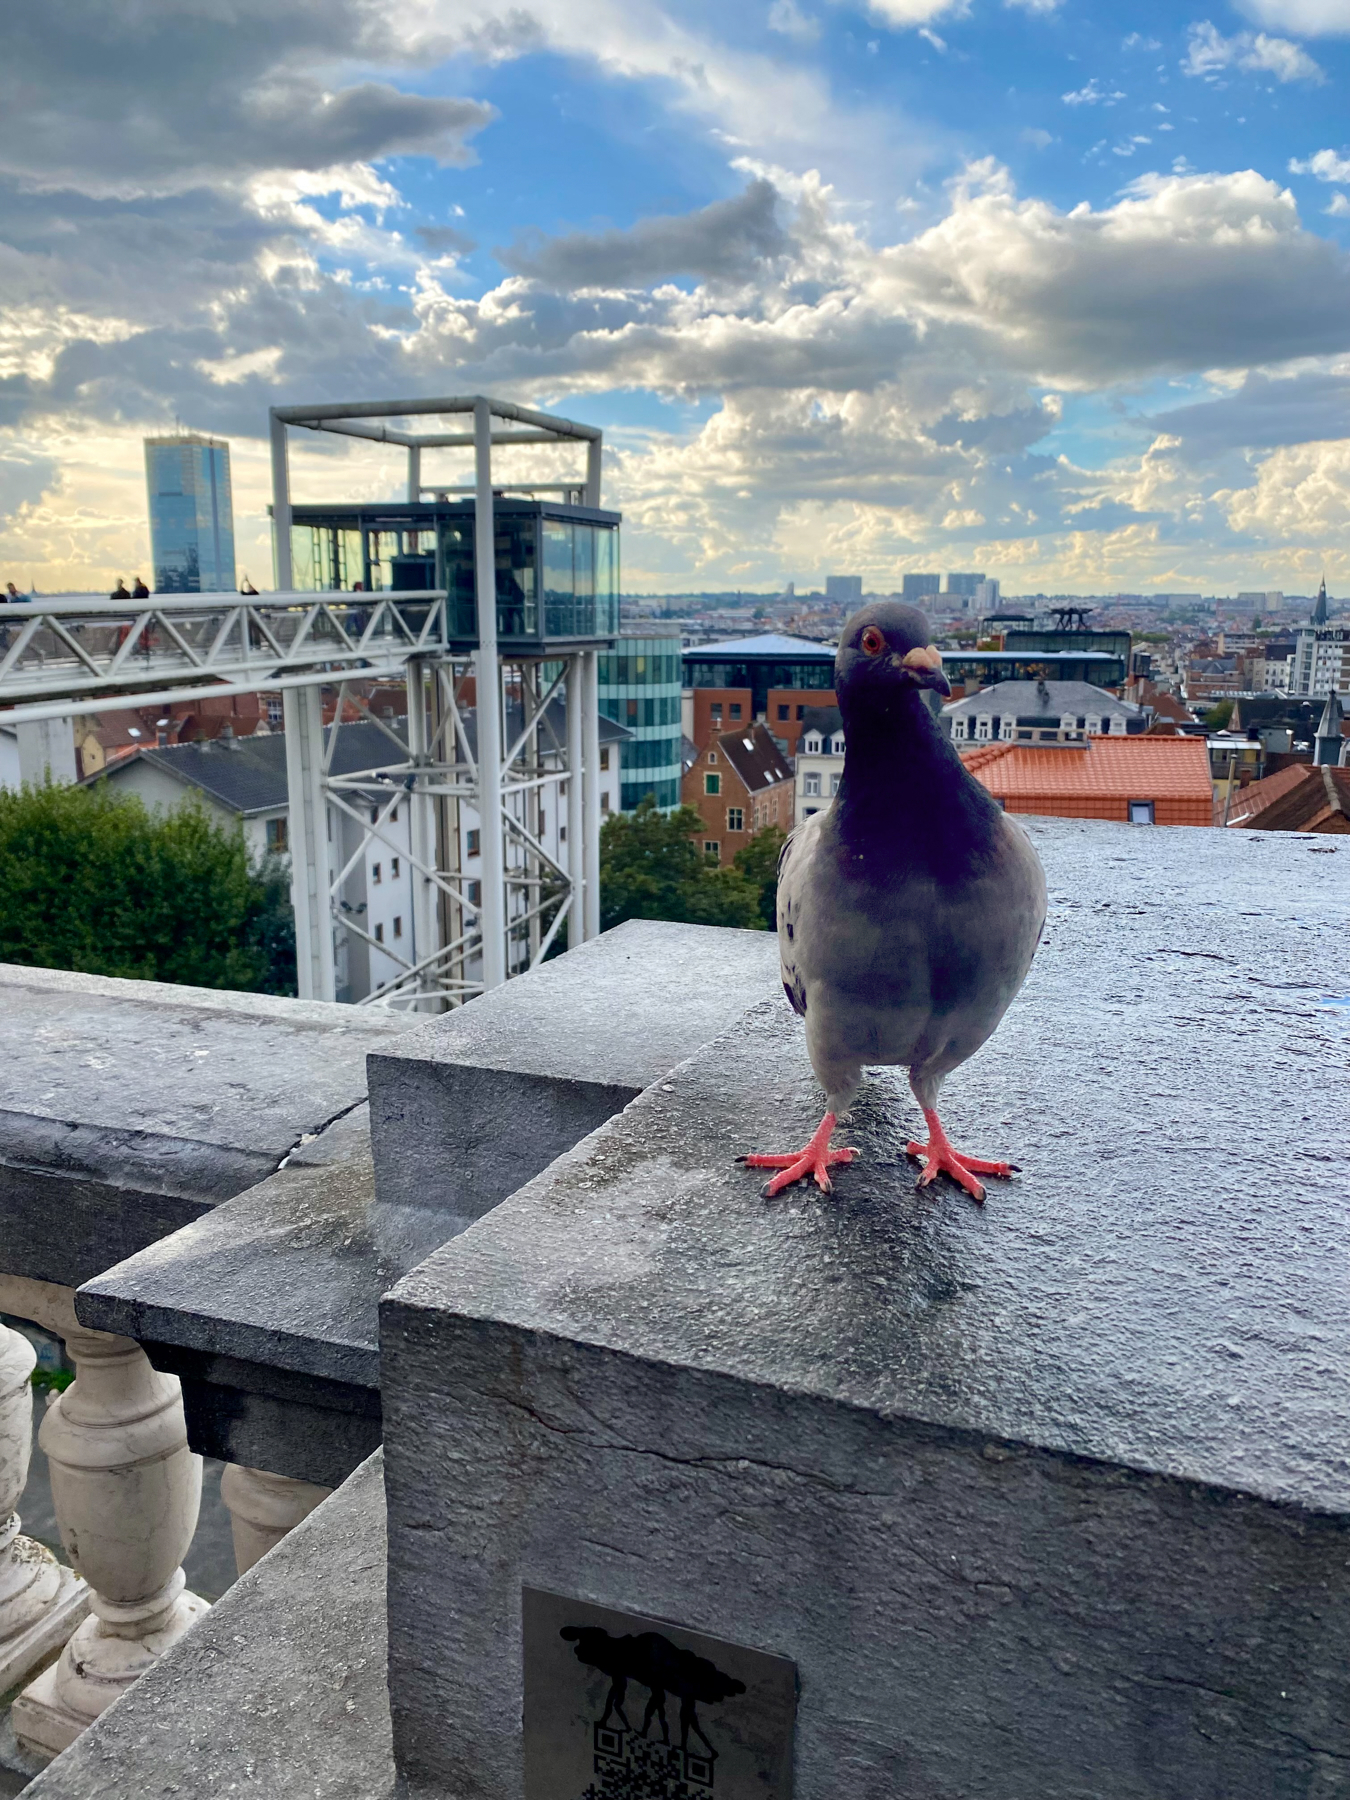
(775, 811), (825, 1019)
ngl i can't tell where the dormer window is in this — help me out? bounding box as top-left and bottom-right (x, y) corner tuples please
(804, 735), (821, 754)
(831, 736), (845, 754)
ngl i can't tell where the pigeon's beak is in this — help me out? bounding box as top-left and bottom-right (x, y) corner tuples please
(897, 645), (951, 697)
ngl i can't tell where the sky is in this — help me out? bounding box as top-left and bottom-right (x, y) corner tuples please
(6, 0), (1350, 595)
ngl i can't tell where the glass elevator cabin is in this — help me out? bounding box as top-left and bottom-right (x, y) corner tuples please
(287, 498), (621, 650)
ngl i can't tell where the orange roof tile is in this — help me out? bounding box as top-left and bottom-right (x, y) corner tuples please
(961, 735), (1212, 803)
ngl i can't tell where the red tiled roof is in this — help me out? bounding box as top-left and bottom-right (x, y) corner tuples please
(1225, 762), (1350, 832)
(959, 734), (1213, 824)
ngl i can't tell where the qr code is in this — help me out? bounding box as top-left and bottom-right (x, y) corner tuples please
(581, 1724), (715, 1798)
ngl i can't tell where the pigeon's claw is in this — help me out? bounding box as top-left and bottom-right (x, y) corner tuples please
(741, 1111), (858, 1198)
(905, 1108), (1017, 1204)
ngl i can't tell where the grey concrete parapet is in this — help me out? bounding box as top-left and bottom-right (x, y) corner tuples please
(367, 919), (782, 1235)
(0, 964), (416, 1289)
(75, 921), (780, 1484)
(380, 821), (1350, 1798)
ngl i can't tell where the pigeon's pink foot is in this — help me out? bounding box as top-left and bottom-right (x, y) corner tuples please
(905, 1108), (1017, 1204)
(741, 1111), (859, 1197)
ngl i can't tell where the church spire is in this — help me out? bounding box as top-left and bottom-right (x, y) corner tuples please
(1312, 575), (1328, 626)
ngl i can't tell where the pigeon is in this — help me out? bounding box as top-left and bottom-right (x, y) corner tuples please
(741, 601), (1046, 1202)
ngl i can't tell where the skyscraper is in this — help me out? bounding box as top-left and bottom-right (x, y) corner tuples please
(901, 573), (940, 602)
(144, 433), (236, 593)
(943, 572), (985, 598)
(825, 574), (863, 605)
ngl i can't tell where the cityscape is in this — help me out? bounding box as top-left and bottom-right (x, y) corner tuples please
(0, 3), (1348, 1798)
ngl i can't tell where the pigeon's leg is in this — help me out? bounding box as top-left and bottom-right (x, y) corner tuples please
(905, 1107), (1015, 1204)
(740, 1112), (859, 1198)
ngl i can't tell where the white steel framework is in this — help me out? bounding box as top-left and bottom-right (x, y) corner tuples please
(0, 396), (613, 1011)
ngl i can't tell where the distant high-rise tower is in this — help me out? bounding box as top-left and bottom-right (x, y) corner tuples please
(943, 572), (985, 598)
(144, 433), (236, 593)
(901, 573), (940, 602)
(825, 574), (863, 605)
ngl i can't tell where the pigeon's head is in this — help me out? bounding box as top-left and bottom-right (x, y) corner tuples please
(835, 603), (951, 712)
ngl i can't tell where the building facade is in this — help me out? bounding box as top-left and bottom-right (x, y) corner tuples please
(144, 434), (237, 593)
(794, 705), (845, 826)
(597, 628), (683, 810)
(682, 723), (794, 865)
(944, 680), (1144, 744)
(902, 573), (940, 603)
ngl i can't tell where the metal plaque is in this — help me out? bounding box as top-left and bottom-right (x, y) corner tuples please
(523, 1588), (796, 1800)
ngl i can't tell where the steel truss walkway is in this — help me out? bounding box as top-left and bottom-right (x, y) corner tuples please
(0, 396), (615, 1013)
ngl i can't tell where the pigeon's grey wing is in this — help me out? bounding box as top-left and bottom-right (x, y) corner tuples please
(775, 813), (824, 1018)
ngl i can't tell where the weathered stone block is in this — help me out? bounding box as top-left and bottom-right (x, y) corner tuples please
(381, 822), (1350, 1799)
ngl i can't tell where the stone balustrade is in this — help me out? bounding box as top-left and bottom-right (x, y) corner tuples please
(0, 823), (1344, 1798)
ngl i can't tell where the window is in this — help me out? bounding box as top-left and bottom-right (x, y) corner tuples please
(705, 772), (721, 795)
(804, 806), (819, 817)
(796, 706), (805, 721)
(601, 792), (611, 814)
(704, 840), (720, 861)
(804, 736), (821, 754)
(831, 736), (845, 754)
(804, 772), (821, 796)
(976, 717), (990, 740)
(393, 916), (403, 937)
(711, 703), (723, 721)
(559, 826), (566, 842)
(374, 922), (385, 943)
(467, 828), (480, 857)
(265, 817), (288, 854)
(953, 718), (967, 740)
(266, 698), (283, 727)
(729, 703), (742, 719)
(468, 880), (482, 907)
(707, 750), (717, 764)
(1128, 800), (1156, 825)
(1076, 716), (1087, 731)
(372, 862), (382, 884)
(830, 773), (841, 796)
(391, 857), (400, 878)
(777, 704), (789, 721)
(726, 807), (744, 831)
(600, 747), (610, 771)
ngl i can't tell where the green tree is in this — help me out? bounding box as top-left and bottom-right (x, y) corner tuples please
(732, 824), (786, 930)
(0, 783), (296, 993)
(1203, 699), (1234, 730)
(599, 797), (763, 931)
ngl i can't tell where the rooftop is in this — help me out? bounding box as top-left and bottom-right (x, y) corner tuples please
(1225, 761), (1350, 832)
(714, 722), (794, 793)
(683, 633), (837, 662)
(944, 680), (1141, 716)
(962, 734), (1213, 811)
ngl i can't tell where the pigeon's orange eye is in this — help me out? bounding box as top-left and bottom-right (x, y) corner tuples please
(860, 625), (885, 656)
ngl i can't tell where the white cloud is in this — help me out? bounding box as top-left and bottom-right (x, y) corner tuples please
(1183, 20), (1325, 83)
(919, 26), (948, 48)
(767, 0), (821, 43)
(1022, 127), (1055, 147)
(1006, 0), (1063, 13)
(1123, 32), (1163, 49)
(1063, 79), (1126, 105)
(1290, 147), (1350, 180)
(1232, 0), (1350, 35)
(1328, 191), (1350, 213)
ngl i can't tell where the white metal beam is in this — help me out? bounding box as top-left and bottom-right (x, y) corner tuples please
(473, 398), (507, 991)
(283, 684), (334, 1001)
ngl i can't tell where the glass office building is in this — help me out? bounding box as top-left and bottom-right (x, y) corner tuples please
(144, 435), (236, 593)
(598, 627), (683, 811)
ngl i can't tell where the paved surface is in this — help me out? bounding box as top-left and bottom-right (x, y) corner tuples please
(381, 820), (1350, 1799)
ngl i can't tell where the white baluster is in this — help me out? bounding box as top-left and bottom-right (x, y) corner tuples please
(11, 1326), (208, 1758)
(0, 1323), (88, 1692)
(220, 1465), (332, 1576)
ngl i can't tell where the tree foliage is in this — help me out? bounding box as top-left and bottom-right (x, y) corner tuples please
(599, 798), (764, 932)
(0, 782), (296, 994)
(1204, 699), (1234, 730)
(731, 824), (786, 930)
